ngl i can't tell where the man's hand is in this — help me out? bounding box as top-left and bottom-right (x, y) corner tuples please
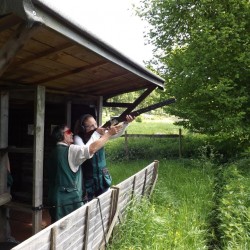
(124, 115), (135, 124)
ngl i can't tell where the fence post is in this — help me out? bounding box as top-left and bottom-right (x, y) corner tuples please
(84, 206), (90, 250)
(124, 131), (129, 159)
(149, 160), (159, 198)
(179, 128), (182, 158)
(50, 227), (57, 250)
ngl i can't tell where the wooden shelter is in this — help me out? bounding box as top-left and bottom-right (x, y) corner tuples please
(0, 0), (164, 242)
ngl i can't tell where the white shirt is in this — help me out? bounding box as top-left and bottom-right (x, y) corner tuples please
(57, 130), (102, 173)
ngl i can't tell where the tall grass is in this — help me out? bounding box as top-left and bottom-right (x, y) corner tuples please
(105, 120), (250, 249)
(108, 159), (214, 250)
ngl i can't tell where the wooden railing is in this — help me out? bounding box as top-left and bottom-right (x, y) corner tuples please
(11, 160), (159, 250)
(123, 129), (183, 158)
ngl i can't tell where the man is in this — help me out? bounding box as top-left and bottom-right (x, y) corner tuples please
(47, 123), (121, 223)
(74, 114), (134, 202)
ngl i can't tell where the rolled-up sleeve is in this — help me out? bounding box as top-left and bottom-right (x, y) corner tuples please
(68, 144), (91, 172)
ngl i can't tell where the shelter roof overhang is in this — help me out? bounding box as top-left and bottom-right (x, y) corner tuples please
(0, 0), (164, 105)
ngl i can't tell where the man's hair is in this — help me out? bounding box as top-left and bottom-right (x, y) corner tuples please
(51, 124), (67, 143)
(74, 114), (93, 135)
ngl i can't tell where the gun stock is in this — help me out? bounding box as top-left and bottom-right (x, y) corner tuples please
(102, 97), (176, 128)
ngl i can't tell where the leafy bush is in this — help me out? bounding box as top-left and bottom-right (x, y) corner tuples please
(105, 134), (208, 161)
(208, 163), (250, 249)
(135, 116), (143, 122)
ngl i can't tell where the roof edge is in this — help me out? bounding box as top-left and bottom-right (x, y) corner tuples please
(32, 0), (165, 89)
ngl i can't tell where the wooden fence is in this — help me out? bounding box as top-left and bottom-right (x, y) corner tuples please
(11, 160), (159, 250)
(123, 129), (183, 158)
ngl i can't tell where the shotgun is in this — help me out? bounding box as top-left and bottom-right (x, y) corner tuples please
(102, 97), (176, 128)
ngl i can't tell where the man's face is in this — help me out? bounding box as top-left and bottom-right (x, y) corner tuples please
(83, 117), (97, 133)
(63, 127), (73, 144)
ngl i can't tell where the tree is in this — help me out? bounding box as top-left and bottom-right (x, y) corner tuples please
(137, 0), (250, 156)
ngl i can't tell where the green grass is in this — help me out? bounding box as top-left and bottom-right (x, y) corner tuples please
(108, 159), (151, 185)
(108, 159), (214, 250)
(105, 119), (250, 249)
(107, 158), (250, 250)
(126, 119), (184, 135)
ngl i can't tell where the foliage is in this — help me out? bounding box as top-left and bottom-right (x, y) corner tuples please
(135, 115), (143, 122)
(137, 0), (250, 156)
(208, 164), (250, 249)
(105, 134), (207, 161)
(106, 124), (250, 249)
(105, 120), (209, 161)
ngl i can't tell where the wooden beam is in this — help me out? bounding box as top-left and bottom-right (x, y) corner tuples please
(0, 14), (22, 32)
(104, 85), (150, 100)
(4, 201), (32, 214)
(119, 86), (156, 116)
(0, 91), (9, 241)
(103, 102), (131, 108)
(0, 83), (98, 105)
(31, 61), (107, 85)
(0, 21), (40, 77)
(72, 72), (129, 92)
(95, 80), (151, 96)
(9, 42), (74, 68)
(32, 85), (45, 234)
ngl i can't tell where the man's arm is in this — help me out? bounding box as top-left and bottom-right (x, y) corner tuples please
(102, 115), (134, 140)
(88, 125), (121, 155)
(69, 125), (122, 171)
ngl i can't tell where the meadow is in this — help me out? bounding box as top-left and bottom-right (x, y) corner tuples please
(104, 117), (250, 249)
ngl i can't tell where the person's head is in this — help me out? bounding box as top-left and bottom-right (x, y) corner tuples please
(74, 114), (97, 134)
(51, 124), (73, 145)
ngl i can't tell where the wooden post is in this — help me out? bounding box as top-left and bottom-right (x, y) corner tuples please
(97, 96), (103, 126)
(131, 175), (136, 200)
(0, 91), (9, 241)
(50, 227), (57, 250)
(100, 187), (120, 250)
(0, 91), (9, 149)
(32, 85), (45, 234)
(124, 131), (129, 159)
(179, 128), (182, 158)
(149, 160), (159, 198)
(84, 206), (90, 250)
(142, 169), (148, 196)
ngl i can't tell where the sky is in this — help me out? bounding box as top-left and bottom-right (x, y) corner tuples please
(42, 0), (153, 66)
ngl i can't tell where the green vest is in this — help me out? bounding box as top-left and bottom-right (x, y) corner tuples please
(82, 147), (112, 197)
(47, 144), (83, 222)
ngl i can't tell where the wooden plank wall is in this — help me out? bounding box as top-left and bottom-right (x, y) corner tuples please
(11, 160), (159, 250)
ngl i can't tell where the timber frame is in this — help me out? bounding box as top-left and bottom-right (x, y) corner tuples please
(0, 0), (165, 241)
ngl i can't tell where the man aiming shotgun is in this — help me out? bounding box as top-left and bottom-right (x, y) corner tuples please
(73, 97), (176, 202)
